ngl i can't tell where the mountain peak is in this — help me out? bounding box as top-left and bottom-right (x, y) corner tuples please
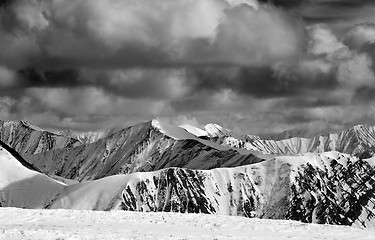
(204, 123), (231, 138)
(151, 119), (197, 140)
(20, 120), (45, 132)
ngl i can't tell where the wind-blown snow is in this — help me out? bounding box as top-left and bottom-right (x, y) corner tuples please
(0, 208), (372, 240)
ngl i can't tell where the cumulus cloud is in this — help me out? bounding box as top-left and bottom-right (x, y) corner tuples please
(280, 24), (375, 90)
(184, 4), (305, 66)
(337, 53), (375, 88)
(0, 0), (304, 71)
(344, 23), (375, 49)
(307, 24), (347, 56)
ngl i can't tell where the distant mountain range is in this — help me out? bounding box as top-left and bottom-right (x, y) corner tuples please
(1, 119), (375, 228)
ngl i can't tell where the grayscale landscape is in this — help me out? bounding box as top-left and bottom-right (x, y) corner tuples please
(1, 0), (375, 239)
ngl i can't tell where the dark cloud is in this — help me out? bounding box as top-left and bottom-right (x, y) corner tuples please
(0, 0), (304, 71)
(0, 0), (375, 134)
(275, 96), (342, 109)
(352, 87), (375, 102)
(0, 0), (13, 8)
(189, 65), (338, 99)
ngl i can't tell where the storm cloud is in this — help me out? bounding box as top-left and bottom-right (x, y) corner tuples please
(1, 0), (375, 134)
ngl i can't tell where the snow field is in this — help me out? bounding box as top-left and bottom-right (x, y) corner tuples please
(0, 208), (373, 240)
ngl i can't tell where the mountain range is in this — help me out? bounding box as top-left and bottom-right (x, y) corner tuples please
(0, 119), (375, 228)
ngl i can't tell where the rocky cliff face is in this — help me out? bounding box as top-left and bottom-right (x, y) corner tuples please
(118, 152), (375, 228)
(0, 120), (81, 155)
(287, 156), (375, 227)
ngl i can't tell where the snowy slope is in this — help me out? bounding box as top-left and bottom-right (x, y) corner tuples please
(0, 120), (81, 155)
(1, 208), (373, 240)
(0, 142), (65, 208)
(41, 151), (374, 228)
(24, 120), (264, 181)
(116, 152), (375, 228)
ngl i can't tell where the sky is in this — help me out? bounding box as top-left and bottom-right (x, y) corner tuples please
(1, 0), (375, 135)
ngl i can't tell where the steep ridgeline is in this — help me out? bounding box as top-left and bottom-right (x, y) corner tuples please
(195, 124), (375, 157)
(244, 125), (375, 157)
(47, 151), (375, 228)
(24, 120), (264, 182)
(0, 120), (81, 155)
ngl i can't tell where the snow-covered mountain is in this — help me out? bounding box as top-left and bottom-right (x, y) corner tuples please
(117, 151), (375, 228)
(243, 124), (375, 157)
(187, 123), (375, 157)
(7, 119), (375, 183)
(23, 120), (265, 181)
(0, 120), (81, 155)
(2, 119), (375, 228)
(168, 122), (375, 158)
(1, 139), (375, 228)
(5, 118), (375, 162)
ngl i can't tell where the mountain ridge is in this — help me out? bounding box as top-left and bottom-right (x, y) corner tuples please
(23, 120), (264, 181)
(0, 120), (81, 156)
(2, 142), (375, 228)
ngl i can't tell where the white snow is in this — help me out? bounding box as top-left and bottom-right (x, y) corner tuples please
(151, 119), (198, 140)
(204, 123), (231, 138)
(151, 119), (264, 156)
(0, 147), (65, 208)
(0, 208), (372, 240)
(179, 124), (208, 137)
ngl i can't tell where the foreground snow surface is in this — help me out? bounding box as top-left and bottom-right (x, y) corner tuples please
(0, 208), (373, 240)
